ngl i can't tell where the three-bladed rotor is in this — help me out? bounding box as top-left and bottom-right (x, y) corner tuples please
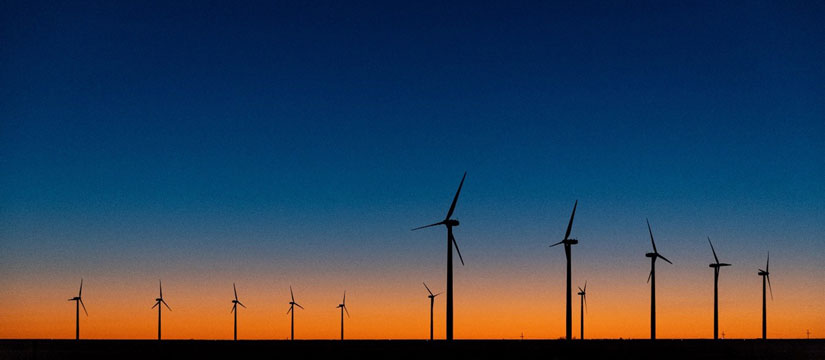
(287, 286), (304, 314)
(231, 283), (246, 312)
(707, 237), (732, 269)
(550, 200), (579, 248)
(152, 280), (172, 311)
(645, 219), (672, 282)
(336, 291), (350, 317)
(577, 281), (588, 312)
(68, 279), (88, 316)
(423, 282), (442, 299)
(758, 252), (773, 300)
(412, 172), (467, 265)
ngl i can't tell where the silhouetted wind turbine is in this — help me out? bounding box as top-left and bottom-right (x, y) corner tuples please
(336, 291), (349, 340)
(758, 252), (773, 339)
(151, 280), (171, 340)
(412, 172), (466, 341)
(68, 279), (87, 340)
(645, 219), (672, 340)
(707, 237), (731, 340)
(286, 286), (303, 340)
(423, 282), (441, 340)
(577, 281), (587, 340)
(230, 283), (246, 341)
(550, 200), (578, 340)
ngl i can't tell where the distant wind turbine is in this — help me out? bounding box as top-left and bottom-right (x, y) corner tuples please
(645, 219), (672, 340)
(577, 281), (587, 340)
(286, 286), (304, 340)
(151, 280), (171, 340)
(707, 237), (731, 340)
(423, 282), (441, 340)
(230, 283), (246, 341)
(412, 172), (466, 341)
(67, 279), (87, 340)
(336, 291), (349, 340)
(758, 252), (773, 339)
(550, 200), (579, 340)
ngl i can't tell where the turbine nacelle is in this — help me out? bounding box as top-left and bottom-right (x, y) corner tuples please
(445, 219), (460, 227)
(645, 252), (657, 258)
(758, 270), (769, 276)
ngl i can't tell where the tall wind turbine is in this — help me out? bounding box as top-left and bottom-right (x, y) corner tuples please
(336, 291), (349, 340)
(645, 219), (672, 340)
(230, 283), (246, 341)
(577, 281), (587, 340)
(423, 282), (441, 340)
(67, 279), (87, 340)
(151, 280), (172, 340)
(707, 237), (731, 340)
(412, 172), (466, 341)
(758, 252), (773, 339)
(286, 286), (303, 340)
(550, 200), (579, 340)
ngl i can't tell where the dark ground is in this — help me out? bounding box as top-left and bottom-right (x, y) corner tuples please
(1, 339), (823, 360)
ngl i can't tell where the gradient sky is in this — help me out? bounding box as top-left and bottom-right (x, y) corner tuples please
(1, 1), (823, 340)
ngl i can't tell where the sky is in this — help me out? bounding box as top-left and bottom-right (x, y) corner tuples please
(1, 1), (823, 340)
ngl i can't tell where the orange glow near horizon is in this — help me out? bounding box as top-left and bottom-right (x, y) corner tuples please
(1, 265), (822, 340)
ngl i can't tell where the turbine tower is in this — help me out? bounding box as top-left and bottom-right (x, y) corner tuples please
(151, 280), (172, 340)
(336, 291), (349, 340)
(645, 219), (672, 340)
(286, 286), (303, 340)
(550, 200), (579, 340)
(230, 283), (246, 341)
(577, 281), (587, 340)
(67, 279), (87, 340)
(412, 172), (466, 341)
(758, 252), (773, 339)
(423, 282), (441, 340)
(707, 237), (731, 340)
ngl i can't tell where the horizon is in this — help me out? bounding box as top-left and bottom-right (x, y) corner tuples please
(1, 1), (823, 341)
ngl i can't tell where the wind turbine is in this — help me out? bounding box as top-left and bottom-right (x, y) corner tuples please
(758, 252), (773, 339)
(336, 291), (349, 340)
(645, 219), (672, 340)
(151, 280), (172, 340)
(707, 237), (731, 340)
(577, 281), (587, 340)
(286, 286), (303, 340)
(230, 283), (246, 341)
(412, 172), (466, 341)
(67, 279), (87, 340)
(550, 200), (579, 340)
(423, 282), (441, 340)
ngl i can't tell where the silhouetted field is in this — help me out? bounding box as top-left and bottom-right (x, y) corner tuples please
(1, 339), (823, 360)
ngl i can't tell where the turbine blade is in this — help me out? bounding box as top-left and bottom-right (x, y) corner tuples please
(423, 282), (433, 296)
(584, 294), (588, 313)
(162, 300), (171, 311)
(234, 283), (238, 301)
(444, 172), (466, 220)
(767, 275), (773, 300)
(549, 240), (564, 248)
(343, 291), (346, 305)
(290, 286), (295, 302)
(658, 253), (673, 265)
(564, 200), (578, 241)
(578, 286), (583, 292)
(287, 306), (292, 314)
(434, 292), (442, 297)
(647, 218), (657, 253)
(344, 305), (350, 318)
(231, 304), (236, 313)
(708, 237), (719, 264)
(412, 221), (444, 231)
(237, 301), (246, 309)
(450, 232), (465, 266)
(79, 279), (83, 297)
(159, 280), (163, 298)
(766, 252), (770, 273)
(152, 302), (159, 309)
(584, 281), (587, 292)
(80, 299), (88, 316)
(647, 269), (653, 283)
(295, 303), (304, 310)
